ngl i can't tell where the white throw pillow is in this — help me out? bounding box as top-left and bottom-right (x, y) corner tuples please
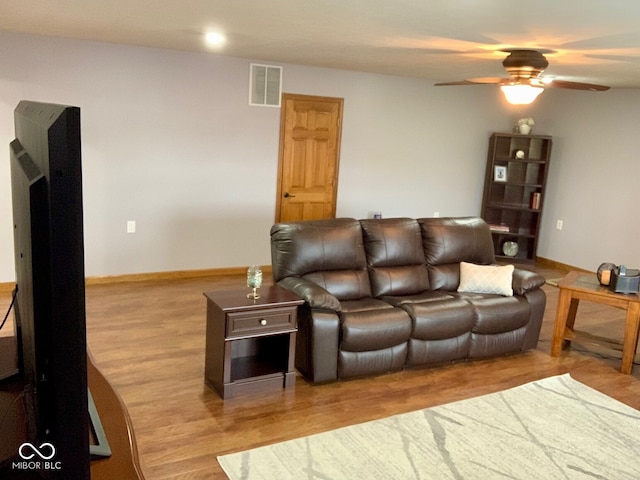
(457, 262), (514, 296)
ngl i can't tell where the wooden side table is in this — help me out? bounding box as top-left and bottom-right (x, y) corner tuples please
(550, 270), (640, 374)
(203, 285), (304, 399)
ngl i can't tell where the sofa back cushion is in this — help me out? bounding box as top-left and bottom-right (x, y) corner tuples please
(418, 217), (496, 290)
(361, 218), (430, 297)
(270, 218), (372, 300)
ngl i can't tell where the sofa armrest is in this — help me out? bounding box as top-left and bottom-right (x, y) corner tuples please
(295, 307), (340, 383)
(512, 269), (546, 295)
(278, 277), (342, 312)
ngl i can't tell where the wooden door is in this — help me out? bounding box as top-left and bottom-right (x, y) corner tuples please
(275, 94), (343, 222)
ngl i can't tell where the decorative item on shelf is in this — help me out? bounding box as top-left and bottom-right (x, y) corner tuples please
(515, 149), (525, 159)
(489, 223), (510, 233)
(596, 262), (616, 286)
(530, 192), (541, 209)
(494, 165), (507, 182)
(246, 265), (263, 299)
(517, 117), (535, 134)
(502, 240), (519, 257)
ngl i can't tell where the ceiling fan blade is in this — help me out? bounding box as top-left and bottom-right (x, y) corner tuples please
(435, 77), (508, 86)
(434, 80), (476, 86)
(466, 77), (510, 84)
(546, 79), (610, 91)
(585, 53), (640, 63)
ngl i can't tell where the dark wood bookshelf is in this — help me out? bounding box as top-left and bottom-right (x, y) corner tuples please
(481, 132), (553, 265)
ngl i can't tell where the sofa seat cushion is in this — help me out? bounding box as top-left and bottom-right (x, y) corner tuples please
(465, 295), (530, 335)
(341, 298), (394, 313)
(425, 294), (532, 358)
(407, 299), (476, 341)
(339, 300), (412, 352)
(381, 290), (453, 307)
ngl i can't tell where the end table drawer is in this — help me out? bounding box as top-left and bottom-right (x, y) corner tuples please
(227, 308), (295, 337)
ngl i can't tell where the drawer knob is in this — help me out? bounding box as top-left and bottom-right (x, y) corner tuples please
(260, 319), (267, 326)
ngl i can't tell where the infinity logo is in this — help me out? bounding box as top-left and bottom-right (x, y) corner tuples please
(18, 442), (56, 460)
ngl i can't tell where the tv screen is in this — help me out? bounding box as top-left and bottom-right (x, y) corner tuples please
(6, 100), (90, 479)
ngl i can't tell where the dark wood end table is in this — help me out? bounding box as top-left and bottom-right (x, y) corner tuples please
(550, 270), (640, 374)
(203, 285), (304, 399)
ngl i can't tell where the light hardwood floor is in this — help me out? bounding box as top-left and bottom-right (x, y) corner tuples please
(2, 267), (639, 479)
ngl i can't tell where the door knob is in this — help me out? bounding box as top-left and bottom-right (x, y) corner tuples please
(284, 192), (296, 198)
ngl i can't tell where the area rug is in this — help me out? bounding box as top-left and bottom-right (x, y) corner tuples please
(218, 374), (640, 479)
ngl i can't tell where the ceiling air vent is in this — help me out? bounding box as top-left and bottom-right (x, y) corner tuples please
(249, 64), (282, 107)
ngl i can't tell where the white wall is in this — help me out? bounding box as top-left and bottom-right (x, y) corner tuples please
(1, 30), (637, 281)
(0, 31), (512, 281)
(530, 89), (640, 270)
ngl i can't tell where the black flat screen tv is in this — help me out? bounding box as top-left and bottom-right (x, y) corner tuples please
(6, 100), (90, 479)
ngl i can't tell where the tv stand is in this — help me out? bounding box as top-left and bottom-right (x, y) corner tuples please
(0, 353), (144, 479)
(88, 388), (111, 459)
(86, 353), (145, 479)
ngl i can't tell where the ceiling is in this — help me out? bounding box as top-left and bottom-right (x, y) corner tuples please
(2, 0), (640, 89)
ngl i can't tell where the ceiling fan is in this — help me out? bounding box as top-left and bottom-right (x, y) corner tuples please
(435, 49), (610, 104)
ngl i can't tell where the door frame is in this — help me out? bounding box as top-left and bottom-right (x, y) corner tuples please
(274, 93), (344, 222)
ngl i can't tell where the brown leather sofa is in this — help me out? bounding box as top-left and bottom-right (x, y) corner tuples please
(270, 217), (546, 383)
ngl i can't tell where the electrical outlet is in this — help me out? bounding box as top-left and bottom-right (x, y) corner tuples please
(127, 220), (136, 233)
(433, 212), (440, 218)
(556, 220), (563, 230)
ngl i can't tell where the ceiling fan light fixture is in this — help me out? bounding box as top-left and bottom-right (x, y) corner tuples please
(500, 84), (544, 105)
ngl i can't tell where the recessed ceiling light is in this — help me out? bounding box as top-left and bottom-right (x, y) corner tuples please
(205, 31), (226, 48)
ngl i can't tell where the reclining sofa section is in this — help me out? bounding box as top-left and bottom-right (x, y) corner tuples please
(270, 217), (546, 383)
